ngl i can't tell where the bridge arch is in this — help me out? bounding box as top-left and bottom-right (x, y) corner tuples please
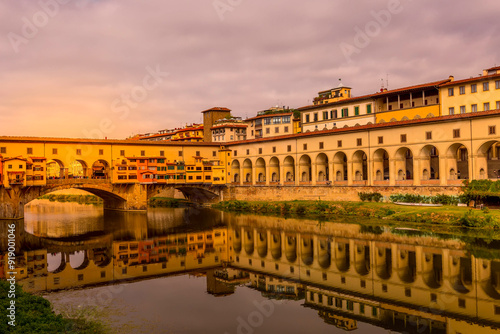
(91, 159), (111, 179)
(46, 159), (66, 179)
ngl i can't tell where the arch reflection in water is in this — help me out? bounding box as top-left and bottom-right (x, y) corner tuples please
(3, 207), (500, 333)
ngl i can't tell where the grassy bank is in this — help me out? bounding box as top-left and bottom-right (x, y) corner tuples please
(149, 197), (192, 208)
(38, 194), (103, 205)
(0, 281), (106, 333)
(212, 200), (500, 229)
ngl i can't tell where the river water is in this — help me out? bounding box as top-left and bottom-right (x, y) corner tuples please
(1, 199), (500, 333)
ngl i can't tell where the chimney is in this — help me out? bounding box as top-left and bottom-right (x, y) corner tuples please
(449, 75), (454, 82)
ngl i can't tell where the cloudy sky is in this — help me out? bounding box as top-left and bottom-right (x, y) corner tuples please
(2, 0), (500, 139)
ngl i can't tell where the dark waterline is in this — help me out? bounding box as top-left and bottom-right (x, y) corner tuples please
(1, 200), (499, 333)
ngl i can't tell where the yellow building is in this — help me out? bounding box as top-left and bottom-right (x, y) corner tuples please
(440, 66), (500, 116)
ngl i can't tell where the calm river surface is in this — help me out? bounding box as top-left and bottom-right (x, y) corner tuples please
(2, 199), (500, 333)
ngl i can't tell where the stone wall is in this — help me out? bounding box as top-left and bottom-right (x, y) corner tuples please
(223, 185), (462, 202)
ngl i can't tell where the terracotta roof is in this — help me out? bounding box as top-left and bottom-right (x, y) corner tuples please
(486, 65), (500, 71)
(245, 112), (293, 121)
(227, 109), (500, 146)
(30, 157), (47, 160)
(2, 156), (27, 162)
(201, 107), (231, 113)
(439, 72), (500, 87)
(298, 78), (450, 111)
(0, 136), (220, 146)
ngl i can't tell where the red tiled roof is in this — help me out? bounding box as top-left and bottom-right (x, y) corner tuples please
(439, 72), (500, 87)
(298, 78), (450, 111)
(227, 109), (500, 146)
(30, 157), (47, 160)
(201, 107), (231, 113)
(486, 65), (500, 71)
(0, 136), (220, 146)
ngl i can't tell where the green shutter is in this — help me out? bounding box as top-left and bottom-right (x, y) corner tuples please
(367, 104), (372, 114)
(355, 106), (359, 115)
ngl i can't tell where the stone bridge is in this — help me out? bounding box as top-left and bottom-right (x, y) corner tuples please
(0, 179), (225, 219)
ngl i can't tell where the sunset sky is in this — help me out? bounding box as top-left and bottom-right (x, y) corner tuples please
(2, 0), (500, 139)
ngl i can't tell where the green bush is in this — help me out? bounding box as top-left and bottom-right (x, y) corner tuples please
(389, 193), (459, 205)
(358, 192), (383, 202)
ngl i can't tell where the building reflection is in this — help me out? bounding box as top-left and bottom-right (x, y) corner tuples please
(1, 210), (499, 333)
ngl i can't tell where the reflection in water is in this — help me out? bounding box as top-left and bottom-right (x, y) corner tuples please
(0, 203), (499, 333)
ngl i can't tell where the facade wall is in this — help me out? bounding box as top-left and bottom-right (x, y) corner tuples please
(440, 76), (500, 116)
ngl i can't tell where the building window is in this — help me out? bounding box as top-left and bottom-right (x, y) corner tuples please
(471, 83), (477, 93)
(460, 105), (466, 114)
(495, 305), (500, 315)
(471, 104), (477, 113)
(27, 148), (33, 154)
(76, 149), (81, 155)
(141, 150), (145, 156)
(484, 102), (490, 111)
(314, 113), (318, 122)
(266, 128), (270, 134)
(496, 80), (500, 89)
(426, 131), (432, 140)
(196, 151), (200, 157)
(378, 136), (383, 144)
(52, 148), (57, 154)
(448, 88), (454, 96)
(453, 129), (460, 138)
(354, 106), (359, 115)
(449, 107), (455, 115)
(323, 111), (328, 120)
(0, 147), (5, 154)
(246, 149), (250, 155)
(259, 148), (262, 154)
(99, 149), (104, 155)
(431, 293), (437, 302)
(342, 108), (349, 117)
(287, 145), (292, 152)
(483, 82), (490, 91)
(233, 150), (237, 156)
(382, 284), (388, 292)
(357, 138), (362, 146)
(497, 101), (500, 110)
(272, 147), (276, 153)
(337, 140), (342, 148)
(367, 104), (372, 114)
(160, 150), (165, 157)
(347, 301), (354, 311)
(401, 134), (407, 143)
(458, 299), (466, 308)
(331, 109), (338, 118)
(275, 127), (279, 133)
(459, 86), (465, 95)
(319, 142), (324, 149)
(120, 150), (125, 156)
(284, 126), (289, 133)
(405, 288), (411, 297)
(489, 126), (496, 135)
(335, 298), (343, 308)
(305, 114), (310, 123)
(303, 143), (307, 150)
(178, 151), (183, 157)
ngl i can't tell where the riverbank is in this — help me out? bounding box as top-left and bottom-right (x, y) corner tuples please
(0, 281), (106, 333)
(212, 200), (500, 229)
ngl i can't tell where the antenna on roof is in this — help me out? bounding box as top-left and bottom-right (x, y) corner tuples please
(386, 73), (389, 90)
